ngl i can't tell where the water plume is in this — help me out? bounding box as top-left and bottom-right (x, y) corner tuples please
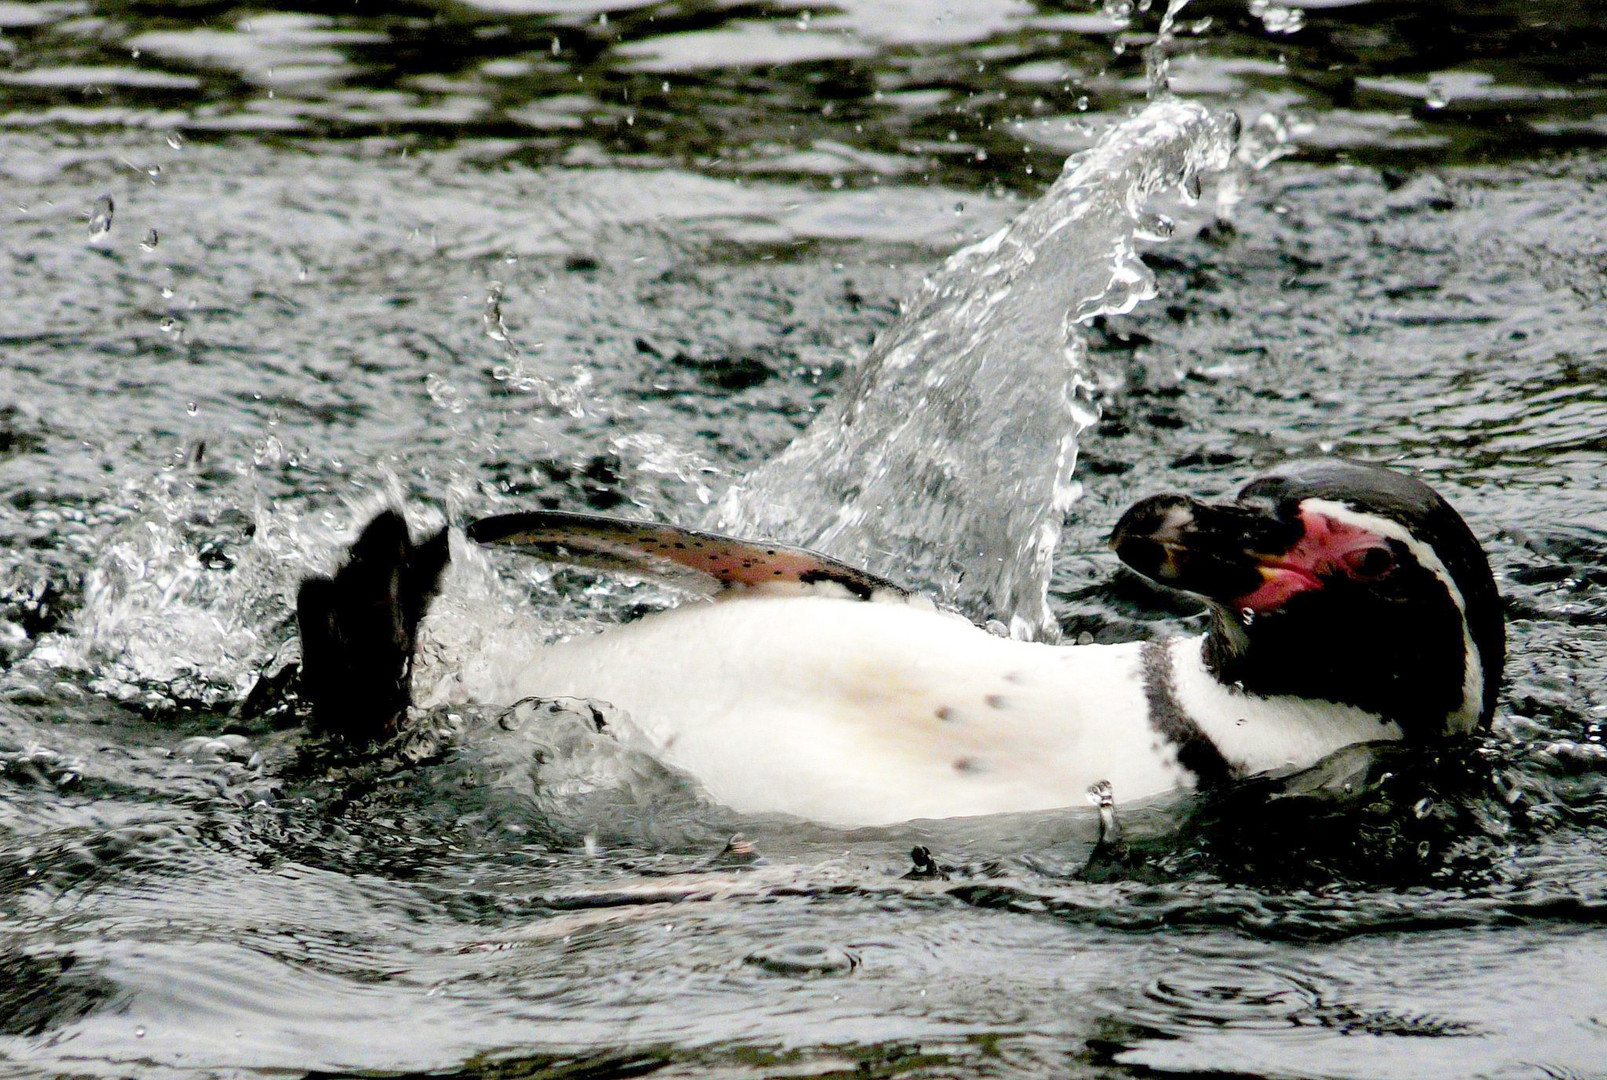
(720, 96), (1239, 639)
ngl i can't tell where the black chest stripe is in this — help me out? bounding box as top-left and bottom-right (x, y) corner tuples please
(1141, 640), (1235, 789)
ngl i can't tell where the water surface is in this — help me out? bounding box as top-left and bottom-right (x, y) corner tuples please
(2, 1), (1607, 1077)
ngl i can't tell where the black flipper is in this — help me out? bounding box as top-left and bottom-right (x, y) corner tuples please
(466, 510), (908, 600)
(296, 511), (449, 742)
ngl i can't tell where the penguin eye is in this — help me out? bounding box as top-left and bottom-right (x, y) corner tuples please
(1343, 546), (1395, 580)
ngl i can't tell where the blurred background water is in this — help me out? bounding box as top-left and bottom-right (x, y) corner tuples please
(2, 1), (1607, 1077)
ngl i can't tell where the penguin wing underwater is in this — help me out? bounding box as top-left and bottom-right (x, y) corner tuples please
(290, 459), (1504, 828)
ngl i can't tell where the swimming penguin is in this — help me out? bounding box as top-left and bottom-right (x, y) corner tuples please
(293, 458), (1503, 827)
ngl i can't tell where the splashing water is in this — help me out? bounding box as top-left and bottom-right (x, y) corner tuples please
(719, 97), (1239, 639)
(1145, 0), (1194, 99)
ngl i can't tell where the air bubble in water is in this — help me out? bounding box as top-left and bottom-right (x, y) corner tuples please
(87, 194), (114, 245)
(1425, 80), (1449, 109)
(140, 229), (159, 252)
(161, 285), (173, 299)
(186, 401), (198, 416)
(158, 316), (180, 334)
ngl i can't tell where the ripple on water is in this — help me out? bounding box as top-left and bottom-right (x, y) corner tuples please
(2, 2), (1607, 1075)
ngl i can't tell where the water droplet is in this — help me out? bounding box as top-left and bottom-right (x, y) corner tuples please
(158, 316), (180, 334)
(160, 285), (173, 299)
(953, 201), (965, 215)
(425, 372), (466, 414)
(252, 434), (285, 467)
(165, 131), (183, 150)
(1134, 211), (1174, 242)
(1250, 0), (1305, 34)
(1076, 95), (1090, 112)
(139, 228), (159, 252)
(483, 281), (509, 342)
(1239, 607), (1256, 625)
(1191, 16), (1213, 33)
(134, 1026), (146, 1039)
(131, 47), (141, 58)
(87, 194), (114, 245)
(186, 401), (198, 416)
(1103, 0), (1135, 26)
(829, 175), (844, 189)
(550, 36), (560, 56)
(973, 148), (988, 162)
(1181, 173), (1203, 202)
(502, 250), (517, 265)
(1425, 80), (1449, 110)
(661, 80), (670, 93)
(598, 11), (607, 25)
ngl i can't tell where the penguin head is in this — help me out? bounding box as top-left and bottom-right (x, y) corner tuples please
(1110, 458), (1503, 738)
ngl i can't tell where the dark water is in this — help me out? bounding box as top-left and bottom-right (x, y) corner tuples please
(3, 1), (1607, 1077)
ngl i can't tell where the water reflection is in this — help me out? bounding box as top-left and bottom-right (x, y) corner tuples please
(3, 2), (1607, 1079)
(0, 0), (1602, 169)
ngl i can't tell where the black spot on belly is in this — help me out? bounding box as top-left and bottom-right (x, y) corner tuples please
(952, 757), (983, 775)
(935, 706), (958, 723)
(985, 694), (1009, 710)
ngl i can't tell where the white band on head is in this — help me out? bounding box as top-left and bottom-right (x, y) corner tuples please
(1299, 497), (1484, 732)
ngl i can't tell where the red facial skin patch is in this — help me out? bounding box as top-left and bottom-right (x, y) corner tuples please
(1233, 506), (1392, 613)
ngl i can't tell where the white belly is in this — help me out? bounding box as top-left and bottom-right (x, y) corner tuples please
(426, 593), (1177, 826)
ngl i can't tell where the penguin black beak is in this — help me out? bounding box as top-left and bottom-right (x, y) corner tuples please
(1109, 494), (1304, 606)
